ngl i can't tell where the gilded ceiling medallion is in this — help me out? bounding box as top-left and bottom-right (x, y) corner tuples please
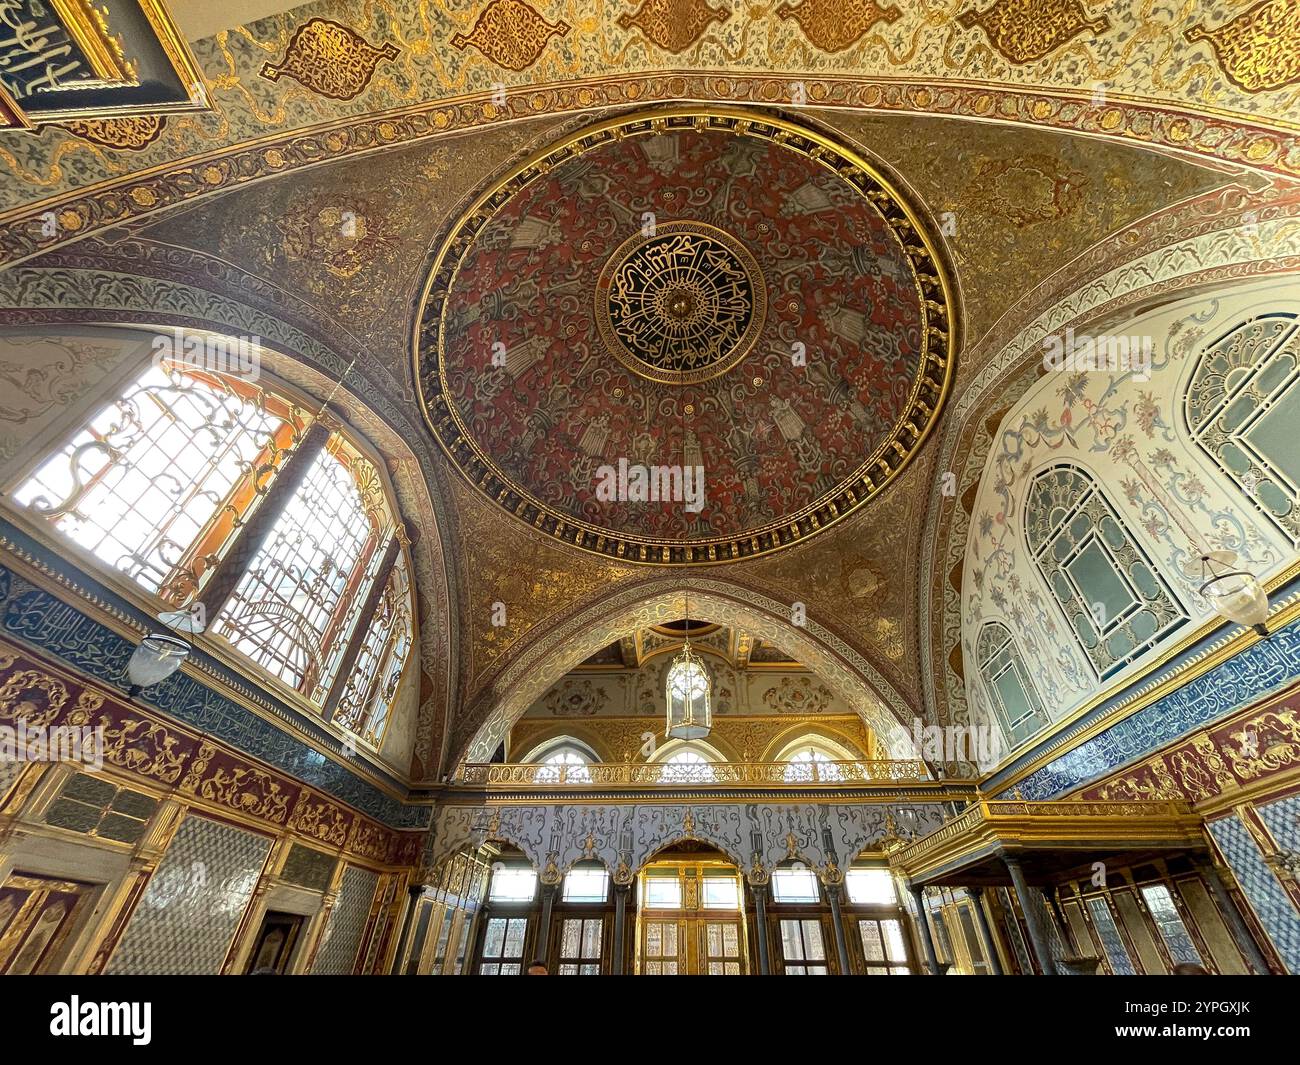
(413, 107), (957, 565)
(595, 221), (766, 385)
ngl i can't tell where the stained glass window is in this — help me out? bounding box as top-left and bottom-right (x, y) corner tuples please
(13, 363), (302, 599)
(210, 444), (385, 698)
(1025, 465), (1185, 678)
(1186, 313), (1300, 547)
(333, 551), (413, 746)
(976, 621), (1048, 744)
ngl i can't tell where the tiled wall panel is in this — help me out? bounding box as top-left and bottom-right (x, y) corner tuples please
(1208, 814), (1300, 975)
(311, 865), (378, 975)
(106, 814), (271, 974)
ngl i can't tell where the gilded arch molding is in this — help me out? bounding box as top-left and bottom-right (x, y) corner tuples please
(0, 265), (461, 779)
(456, 578), (921, 767)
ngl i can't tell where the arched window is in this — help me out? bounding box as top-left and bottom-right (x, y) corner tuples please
(1025, 465), (1184, 679)
(524, 741), (596, 784)
(1186, 313), (1300, 547)
(536, 748), (592, 784)
(775, 736), (855, 782)
(652, 742), (720, 784)
(211, 441), (387, 700)
(8, 356), (415, 737)
(975, 621), (1048, 745)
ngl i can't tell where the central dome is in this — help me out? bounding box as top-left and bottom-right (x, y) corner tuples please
(414, 109), (955, 564)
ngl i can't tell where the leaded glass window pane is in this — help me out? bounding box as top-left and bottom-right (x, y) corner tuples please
(1187, 314), (1300, 546)
(976, 621), (1048, 744)
(211, 446), (384, 698)
(1025, 465), (1184, 678)
(13, 364), (298, 598)
(1139, 885), (1203, 967)
(1086, 897), (1135, 975)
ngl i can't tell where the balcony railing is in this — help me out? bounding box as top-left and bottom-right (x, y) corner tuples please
(456, 760), (930, 787)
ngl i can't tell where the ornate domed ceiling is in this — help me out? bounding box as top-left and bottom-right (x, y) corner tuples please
(414, 108), (956, 565)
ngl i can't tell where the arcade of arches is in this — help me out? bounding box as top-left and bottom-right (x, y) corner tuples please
(1, 1), (1299, 980)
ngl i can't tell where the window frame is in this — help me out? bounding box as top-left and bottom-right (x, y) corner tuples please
(2, 347), (419, 747)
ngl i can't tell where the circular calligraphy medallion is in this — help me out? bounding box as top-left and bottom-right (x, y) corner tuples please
(594, 221), (767, 385)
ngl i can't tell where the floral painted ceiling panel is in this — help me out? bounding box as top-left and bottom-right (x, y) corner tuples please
(415, 109), (955, 564)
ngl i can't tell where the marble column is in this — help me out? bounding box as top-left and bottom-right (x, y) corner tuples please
(1004, 855), (1058, 975)
(967, 887), (1003, 975)
(536, 882), (558, 965)
(825, 880), (853, 976)
(750, 881), (772, 975)
(908, 883), (941, 975)
(611, 882), (631, 975)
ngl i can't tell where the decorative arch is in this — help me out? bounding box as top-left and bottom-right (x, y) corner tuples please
(0, 307), (458, 777)
(457, 577), (922, 766)
(766, 730), (862, 763)
(919, 200), (1300, 732)
(517, 735), (602, 765)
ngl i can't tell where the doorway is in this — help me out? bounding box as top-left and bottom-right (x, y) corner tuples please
(636, 853), (747, 974)
(245, 910), (305, 974)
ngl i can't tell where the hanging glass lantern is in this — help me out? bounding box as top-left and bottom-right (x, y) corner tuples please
(1198, 552), (1270, 636)
(666, 640), (711, 739)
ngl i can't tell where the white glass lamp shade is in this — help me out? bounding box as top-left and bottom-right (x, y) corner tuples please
(666, 647), (711, 739)
(1199, 554), (1270, 635)
(126, 632), (192, 691)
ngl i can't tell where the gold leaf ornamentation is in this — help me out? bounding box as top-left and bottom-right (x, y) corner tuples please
(62, 115), (166, 151)
(1224, 708), (1300, 780)
(776, 0), (902, 53)
(99, 718), (187, 784)
(290, 792), (350, 845)
(451, 0), (570, 71)
(0, 670), (68, 729)
(617, 0), (730, 54)
(957, 0), (1109, 64)
(261, 18), (399, 101)
(193, 765), (292, 823)
(1186, 0), (1300, 93)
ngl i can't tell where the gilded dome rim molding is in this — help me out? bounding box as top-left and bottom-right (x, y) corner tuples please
(412, 105), (959, 566)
